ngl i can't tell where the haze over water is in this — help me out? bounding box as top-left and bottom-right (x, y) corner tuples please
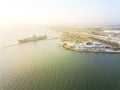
(0, 0), (120, 89)
(0, 26), (120, 90)
(0, 25), (56, 48)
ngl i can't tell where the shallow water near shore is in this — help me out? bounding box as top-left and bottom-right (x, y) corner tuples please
(0, 27), (120, 90)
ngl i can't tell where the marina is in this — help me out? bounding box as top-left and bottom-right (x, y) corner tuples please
(55, 27), (120, 53)
(61, 42), (120, 53)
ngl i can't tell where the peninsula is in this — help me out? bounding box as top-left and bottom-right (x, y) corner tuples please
(51, 26), (120, 53)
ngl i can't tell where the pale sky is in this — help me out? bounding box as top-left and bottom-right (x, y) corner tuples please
(0, 0), (120, 25)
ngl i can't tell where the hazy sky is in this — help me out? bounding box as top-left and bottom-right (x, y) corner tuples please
(0, 0), (120, 25)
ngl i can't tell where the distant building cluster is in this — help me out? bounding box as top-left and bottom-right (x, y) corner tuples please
(60, 29), (120, 53)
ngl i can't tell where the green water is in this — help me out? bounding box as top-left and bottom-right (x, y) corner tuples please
(0, 39), (120, 90)
(0, 26), (120, 90)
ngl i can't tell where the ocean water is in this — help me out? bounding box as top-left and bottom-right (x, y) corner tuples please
(0, 26), (120, 90)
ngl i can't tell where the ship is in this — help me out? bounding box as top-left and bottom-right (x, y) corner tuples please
(18, 34), (47, 44)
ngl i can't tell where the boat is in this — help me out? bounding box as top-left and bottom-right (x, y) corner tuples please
(18, 34), (47, 44)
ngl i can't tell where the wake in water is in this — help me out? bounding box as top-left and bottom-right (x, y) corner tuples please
(2, 43), (18, 49)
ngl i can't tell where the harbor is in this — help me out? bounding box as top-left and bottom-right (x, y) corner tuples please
(1, 0), (120, 89)
(60, 41), (120, 53)
(0, 26), (120, 90)
(52, 26), (120, 53)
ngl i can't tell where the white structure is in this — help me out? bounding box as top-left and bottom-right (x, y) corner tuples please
(103, 30), (120, 34)
(93, 42), (104, 48)
(62, 41), (105, 51)
(66, 42), (77, 48)
(84, 41), (104, 49)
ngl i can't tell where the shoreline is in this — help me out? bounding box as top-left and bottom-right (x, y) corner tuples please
(61, 44), (120, 54)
